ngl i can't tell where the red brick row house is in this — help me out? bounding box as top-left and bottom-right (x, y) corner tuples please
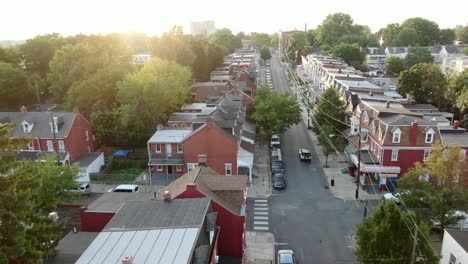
(0, 107), (96, 164)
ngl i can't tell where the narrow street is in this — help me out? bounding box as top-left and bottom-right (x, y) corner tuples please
(268, 53), (366, 263)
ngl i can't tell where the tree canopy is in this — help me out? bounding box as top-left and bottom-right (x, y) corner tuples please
(286, 32), (308, 63)
(385, 56), (406, 75)
(312, 86), (347, 136)
(355, 201), (438, 264)
(330, 43), (366, 69)
(209, 28), (242, 55)
(445, 69), (468, 113)
(378, 17), (442, 46)
(250, 32), (271, 47)
(252, 85), (302, 136)
(0, 62), (35, 109)
(405, 47), (434, 68)
(260, 45), (271, 61)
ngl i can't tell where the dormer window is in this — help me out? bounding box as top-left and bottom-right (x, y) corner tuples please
(392, 127), (401, 143)
(21, 121), (33, 133)
(363, 111), (369, 124)
(425, 128), (435, 144)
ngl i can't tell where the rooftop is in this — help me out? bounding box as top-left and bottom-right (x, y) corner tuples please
(338, 80), (383, 90)
(47, 232), (99, 264)
(440, 128), (468, 147)
(85, 193), (153, 213)
(74, 152), (103, 168)
(148, 129), (192, 143)
(446, 229), (468, 253)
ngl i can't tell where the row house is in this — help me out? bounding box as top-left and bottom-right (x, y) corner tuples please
(346, 100), (467, 191)
(148, 95), (255, 182)
(0, 107), (96, 164)
(192, 82), (232, 102)
(364, 47), (387, 72)
(233, 70), (257, 96)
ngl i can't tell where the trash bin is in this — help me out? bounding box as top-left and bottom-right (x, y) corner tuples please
(331, 178), (335, 187)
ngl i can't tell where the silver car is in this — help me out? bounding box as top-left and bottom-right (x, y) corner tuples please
(277, 249), (295, 264)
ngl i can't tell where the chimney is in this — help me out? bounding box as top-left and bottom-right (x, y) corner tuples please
(369, 91), (373, 96)
(338, 68), (342, 73)
(156, 123), (164, 130)
(122, 256), (134, 264)
(53, 116), (59, 131)
(163, 191), (171, 201)
(385, 101), (390, 108)
(198, 154), (207, 167)
(454, 120), (459, 129)
(410, 120), (418, 145)
(20, 106), (27, 112)
(72, 107), (79, 114)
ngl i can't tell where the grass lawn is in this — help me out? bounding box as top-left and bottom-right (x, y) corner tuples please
(91, 168), (141, 184)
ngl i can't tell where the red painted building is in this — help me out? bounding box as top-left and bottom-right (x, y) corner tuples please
(234, 70), (257, 96)
(161, 166), (247, 258)
(0, 107), (95, 164)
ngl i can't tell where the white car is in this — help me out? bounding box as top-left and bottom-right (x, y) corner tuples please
(108, 184), (139, 193)
(270, 134), (280, 148)
(277, 249), (296, 264)
(298, 148), (311, 161)
(382, 192), (401, 205)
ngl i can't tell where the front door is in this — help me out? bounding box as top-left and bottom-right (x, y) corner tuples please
(166, 144), (172, 157)
(167, 165), (173, 174)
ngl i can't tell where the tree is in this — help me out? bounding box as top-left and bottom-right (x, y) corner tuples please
(439, 28), (456, 44)
(405, 47), (434, 68)
(317, 125), (343, 167)
(250, 32), (271, 47)
(206, 44), (224, 73)
(385, 56), (406, 75)
(286, 32), (308, 63)
(355, 201), (438, 264)
(270, 33), (279, 48)
(115, 58), (192, 145)
(400, 17), (440, 46)
(0, 62), (35, 109)
(252, 85), (301, 136)
(312, 86), (347, 135)
(445, 69), (468, 113)
(397, 63), (446, 106)
(260, 45), (271, 61)
(462, 47), (468, 56)
(393, 27), (418, 46)
(455, 25), (468, 43)
(305, 29), (316, 47)
(151, 27), (196, 67)
(0, 46), (21, 64)
(316, 13), (355, 47)
(378, 23), (401, 46)
(398, 143), (468, 233)
(190, 37), (210, 82)
(0, 124), (82, 262)
(209, 28), (242, 54)
(20, 33), (65, 77)
(330, 43), (366, 69)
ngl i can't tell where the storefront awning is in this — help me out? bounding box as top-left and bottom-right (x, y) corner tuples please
(350, 154), (401, 174)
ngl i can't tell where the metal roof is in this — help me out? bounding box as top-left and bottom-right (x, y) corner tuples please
(75, 228), (199, 264)
(74, 152), (103, 168)
(0, 112), (77, 138)
(148, 129), (192, 143)
(86, 193), (153, 213)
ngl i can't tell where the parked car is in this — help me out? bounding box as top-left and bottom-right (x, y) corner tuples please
(382, 192), (401, 205)
(270, 134), (280, 148)
(298, 148), (311, 161)
(108, 184), (139, 193)
(271, 147), (282, 161)
(271, 160), (284, 172)
(273, 173), (286, 190)
(277, 249), (295, 264)
(79, 183), (91, 194)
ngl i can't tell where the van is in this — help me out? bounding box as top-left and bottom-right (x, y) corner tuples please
(270, 134), (280, 148)
(79, 183), (91, 194)
(108, 184), (139, 193)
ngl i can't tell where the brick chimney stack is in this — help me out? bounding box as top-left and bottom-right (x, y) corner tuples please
(410, 120), (418, 145)
(20, 106), (27, 112)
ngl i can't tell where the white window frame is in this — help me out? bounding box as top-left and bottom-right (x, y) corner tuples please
(47, 140), (54, 152)
(28, 142), (34, 151)
(156, 144), (161, 153)
(176, 165), (183, 172)
(58, 140), (65, 152)
(187, 163), (197, 171)
(423, 149), (430, 161)
(225, 163), (232, 176)
(85, 130), (89, 141)
(391, 149), (398, 161)
(157, 165), (163, 172)
(392, 128), (401, 143)
(177, 143), (183, 153)
(425, 131), (434, 144)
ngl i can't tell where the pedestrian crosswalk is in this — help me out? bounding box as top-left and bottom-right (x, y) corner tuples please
(253, 199), (269, 231)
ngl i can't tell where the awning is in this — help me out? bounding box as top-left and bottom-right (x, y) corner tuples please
(350, 154), (401, 174)
(344, 144), (357, 155)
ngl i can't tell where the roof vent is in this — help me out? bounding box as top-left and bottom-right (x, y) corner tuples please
(385, 101), (390, 108)
(369, 91), (373, 96)
(163, 191), (171, 201)
(122, 256), (134, 264)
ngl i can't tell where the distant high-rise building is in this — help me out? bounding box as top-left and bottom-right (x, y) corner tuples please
(190, 21), (216, 37)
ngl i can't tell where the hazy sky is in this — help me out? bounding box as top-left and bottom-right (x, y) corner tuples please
(2, 0), (467, 40)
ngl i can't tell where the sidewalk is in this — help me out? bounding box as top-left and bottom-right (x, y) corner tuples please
(247, 129), (272, 199)
(244, 232), (275, 264)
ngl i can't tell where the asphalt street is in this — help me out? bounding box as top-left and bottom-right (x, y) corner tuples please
(267, 52), (376, 263)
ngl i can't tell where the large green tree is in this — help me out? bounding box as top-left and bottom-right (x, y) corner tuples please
(405, 47), (434, 68)
(286, 32), (308, 63)
(260, 45), (271, 61)
(209, 28), (242, 55)
(0, 46), (21, 64)
(393, 27), (418, 46)
(398, 143), (468, 232)
(397, 63), (446, 106)
(355, 201), (438, 264)
(439, 28), (456, 45)
(312, 86), (347, 135)
(151, 27), (196, 67)
(455, 25), (468, 43)
(400, 17), (441, 46)
(0, 62), (35, 109)
(378, 23), (401, 46)
(445, 69), (468, 113)
(252, 85), (301, 136)
(385, 56), (406, 75)
(250, 32), (271, 47)
(115, 58), (192, 145)
(20, 33), (65, 77)
(330, 43), (366, 69)
(270, 33), (279, 48)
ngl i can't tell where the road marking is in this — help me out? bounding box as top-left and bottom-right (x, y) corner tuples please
(274, 242), (289, 245)
(254, 216), (269, 220)
(254, 204), (267, 207)
(254, 212), (268, 216)
(255, 199), (268, 202)
(254, 208), (268, 211)
(254, 221), (269, 225)
(253, 226), (269, 231)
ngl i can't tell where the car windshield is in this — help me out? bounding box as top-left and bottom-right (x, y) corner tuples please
(113, 189), (133, 192)
(280, 254), (293, 263)
(302, 152), (311, 156)
(275, 176), (284, 182)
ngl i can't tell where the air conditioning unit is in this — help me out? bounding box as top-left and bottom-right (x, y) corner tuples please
(48, 212), (59, 222)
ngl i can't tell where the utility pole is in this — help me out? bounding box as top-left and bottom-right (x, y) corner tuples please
(35, 80), (41, 109)
(410, 225), (419, 264)
(50, 113), (60, 166)
(355, 111), (362, 199)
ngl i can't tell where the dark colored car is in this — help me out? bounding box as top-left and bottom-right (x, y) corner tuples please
(273, 173), (286, 189)
(271, 160), (284, 172)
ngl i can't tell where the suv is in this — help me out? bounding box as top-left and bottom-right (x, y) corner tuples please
(298, 148), (311, 161)
(273, 173), (286, 190)
(270, 134), (280, 148)
(277, 249), (295, 264)
(108, 184), (139, 193)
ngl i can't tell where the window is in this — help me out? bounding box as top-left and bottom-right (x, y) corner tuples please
(187, 163), (197, 171)
(23, 123), (29, 132)
(157, 165), (163, 171)
(423, 149), (430, 161)
(425, 129), (435, 143)
(47, 140), (54, 152)
(449, 253), (456, 264)
(391, 149), (398, 161)
(392, 128), (401, 143)
(177, 143), (183, 153)
(28, 142), (34, 150)
(156, 144), (161, 153)
(58, 140), (65, 152)
(225, 163), (232, 176)
(85, 130), (89, 141)
(460, 150), (466, 161)
(176, 165), (183, 172)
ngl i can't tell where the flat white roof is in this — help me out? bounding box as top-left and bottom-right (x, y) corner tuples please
(148, 129), (192, 143)
(338, 80), (382, 90)
(76, 228), (199, 264)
